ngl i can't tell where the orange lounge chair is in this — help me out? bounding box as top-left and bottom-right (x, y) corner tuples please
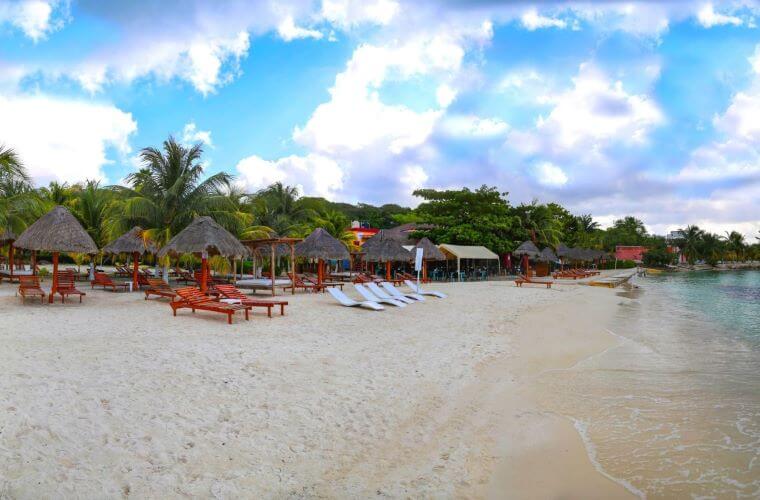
(302, 275), (344, 291)
(285, 273), (323, 293)
(18, 275), (45, 304)
(114, 265), (132, 277)
(144, 278), (177, 301)
(91, 272), (130, 292)
(515, 274), (553, 288)
(56, 270), (86, 302)
(214, 284), (288, 317)
(170, 287), (250, 324)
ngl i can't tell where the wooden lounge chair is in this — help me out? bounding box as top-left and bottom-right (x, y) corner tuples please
(285, 273), (323, 293)
(144, 278), (177, 301)
(515, 274), (553, 288)
(56, 270), (87, 302)
(170, 287), (250, 324)
(353, 283), (406, 307)
(18, 275), (45, 304)
(326, 288), (384, 311)
(176, 270), (197, 285)
(91, 271), (130, 292)
(114, 265), (131, 277)
(194, 271), (230, 287)
(302, 275), (344, 291)
(214, 284), (288, 318)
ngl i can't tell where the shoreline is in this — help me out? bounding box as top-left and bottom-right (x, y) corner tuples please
(482, 284), (635, 499)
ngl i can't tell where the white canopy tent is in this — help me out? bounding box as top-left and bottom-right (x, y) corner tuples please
(438, 243), (500, 281)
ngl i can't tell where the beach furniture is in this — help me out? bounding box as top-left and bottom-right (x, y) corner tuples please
(404, 280), (447, 298)
(326, 287), (385, 311)
(18, 275), (45, 304)
(514, 274), (553, 288)
(144, 278), (177, 301)
(114, 265), (131, 277)
(380, 281), (425, 302)
(177, 270), (197, 285)
(170, 287), (250, 324)
(353, 283), (406, 307)
(365, 282), (414, 304)
(302, 274), (345, 291)
(285, 273), (323, 293)
(214, 284), (288, 317)
(55, 270), (87, 302)
(91, 272), (130, 292)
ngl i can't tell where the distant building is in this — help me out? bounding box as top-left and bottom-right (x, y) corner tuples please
(348, 221), (379, 247)
(667, 230), (685, 241)
(615, 245), (647, 263)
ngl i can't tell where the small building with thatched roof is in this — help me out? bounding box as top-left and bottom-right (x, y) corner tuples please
(362, 230), (412, 281)
(14, 205), (98, 302)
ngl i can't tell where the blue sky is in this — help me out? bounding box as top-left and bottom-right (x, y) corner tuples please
(1, 0), (759, 238)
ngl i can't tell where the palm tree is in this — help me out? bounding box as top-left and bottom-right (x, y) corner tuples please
(0, 146), (30, 185)
(303, 208), (356, 250)
(251, 182), (315, 236)
(0, 147), (40, 238)
(679, 225), (704, 264)
(576, 214), (600, 233)
(109, 136), (234, 279)
(724, 231), (746, 261)
(517, 201), (563, 247)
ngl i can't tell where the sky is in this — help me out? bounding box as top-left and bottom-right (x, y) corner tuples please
(0, 0), (759, 238)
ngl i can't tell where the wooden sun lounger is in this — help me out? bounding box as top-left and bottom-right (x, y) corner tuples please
(91, 272), (130, 292)
(144, 278), (177, 301)
(515, 274), (553, 288)
(214, 284), (288, 317)
(302, 275), (344, 291)
(18, 275), (45, 304)
(170, 287), (250, 324)
(56, 270), (86, 302)
(114, 265), (131, 277)
(285, 273), (323, 293)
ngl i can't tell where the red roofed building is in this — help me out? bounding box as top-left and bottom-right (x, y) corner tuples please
(615, 245), (647, 263)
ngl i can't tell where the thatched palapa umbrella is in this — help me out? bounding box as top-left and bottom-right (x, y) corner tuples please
(14, 206), (98, 303)
(540, 247), (558, 263)
(415, 237), (444, 281)
(513, 240), (541, 276)
(158, 216), (248, 293)
(363, 230), (412, 281)
(294, 228), (349, 287)
(102, 227), (157, 291)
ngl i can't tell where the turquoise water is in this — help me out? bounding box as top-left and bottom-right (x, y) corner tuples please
(535, 270), (760, 498)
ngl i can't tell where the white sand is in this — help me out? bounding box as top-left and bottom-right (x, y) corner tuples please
(0, 275), (632, 498)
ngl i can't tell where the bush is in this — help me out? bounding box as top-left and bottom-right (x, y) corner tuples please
(643, 247), (676, 267)
(598, 260), (636, 269)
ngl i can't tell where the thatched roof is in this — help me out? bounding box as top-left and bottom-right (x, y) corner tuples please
(383, 222), (435, 245)
(555, 242), (571, 257)
(157, 216), (249, 258)
(14, 205), (98, 254)
(294, 228), (349, 260)
(415, 237), (445, 261)
(541, 247), (559, 262)
(513, 240), (541, 258)
(363, 230), (412, 262)
(0, 229), (16, 243)
(102, 227), (157, 255)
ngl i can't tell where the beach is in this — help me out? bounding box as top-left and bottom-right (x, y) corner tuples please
(0, 273), (640, 498)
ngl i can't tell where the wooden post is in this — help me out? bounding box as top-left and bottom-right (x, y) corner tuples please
(132, 252), (140, 291)
(270, 243), (276, 296)
(290, 243), (295, 295)
(31, 250), (36, 276)
(523, 254), (530, 278)
(200, 254), (208, 293)
(318, 258), (324, 288)
(8, 243), (13, 280)
(423, 260), (428, 282)
(49, 252), (59, 303)
(386, 260), (391, 281)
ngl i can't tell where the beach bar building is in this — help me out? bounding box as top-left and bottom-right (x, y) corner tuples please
(438, 244), (499, 281)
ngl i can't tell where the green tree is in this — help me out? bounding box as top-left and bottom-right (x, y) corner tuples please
(514, 201), (564, 247)
(723, 231), (746, 261)
(678, 225), (705, 264)
(411, 185), (519, 254)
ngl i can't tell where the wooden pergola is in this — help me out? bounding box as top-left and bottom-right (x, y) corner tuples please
(241, 237), (302, 296)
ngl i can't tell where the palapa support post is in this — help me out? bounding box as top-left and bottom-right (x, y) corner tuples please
(132, 251), (140, 291)
(200, 252), (208, 293)
(290, 243), (295, 295)
(318, 258), (324, 288)
(270, 243), (276, 297)
(8, 243), (14, 280)
(423, 260), (428, 282)
(31, 250), (36, 276)
(523, 254), (530, 277)
(49, 252), (59, 303)
(386, 260), (391, 281)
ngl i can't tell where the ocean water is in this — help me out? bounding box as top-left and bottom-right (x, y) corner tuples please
(535, 271), (760, 498)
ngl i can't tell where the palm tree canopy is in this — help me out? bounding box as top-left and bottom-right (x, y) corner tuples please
(158, 216), (249, 258)
(15, 205), (98, 254)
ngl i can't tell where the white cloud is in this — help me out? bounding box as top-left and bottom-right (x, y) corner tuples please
(0, 93), (137, 185)
(535, 63), (663, 149)
(181, 122), (213, 147)
(235, 153), (344, 199)
(400, 164), (428, 191)
(697, 3), (743, 27)
(521, 9), (567, 30)
(439, 115), (508, 138)
(436, 83), (457, 107)
(0, 0), (65, 41)
(277, 15), (323, 41)
(320, 0), (399, 27)
(534, 161), (568, 187)
(713, 90), (760, 141)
